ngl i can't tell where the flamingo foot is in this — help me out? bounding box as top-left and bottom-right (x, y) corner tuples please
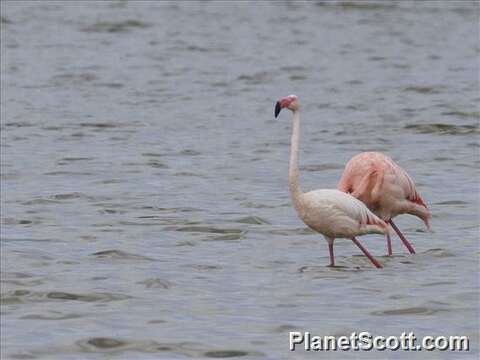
(389, 220), (416, 254)
(351, 237), (383, 268)
(328, 241), (335, 267)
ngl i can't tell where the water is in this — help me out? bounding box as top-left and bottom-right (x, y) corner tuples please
(1, 1), (479, 359)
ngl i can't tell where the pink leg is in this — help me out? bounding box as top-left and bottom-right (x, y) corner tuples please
(387, 233), (392, 256)
(351, 237), (383, 268)
(389, 220), (416, 254)
(328, 241), (335, 267)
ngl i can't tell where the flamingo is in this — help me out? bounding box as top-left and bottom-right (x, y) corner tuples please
(337, 152), (431, 256)
(274, 95), (389, 268)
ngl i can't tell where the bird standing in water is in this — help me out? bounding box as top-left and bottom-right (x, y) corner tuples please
(274, 95), (389, 268)
(337, 152), (430, 256)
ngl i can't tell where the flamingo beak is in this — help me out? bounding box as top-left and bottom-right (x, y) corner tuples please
(424, 216), (432, 232)
(274, 101), (281, 118)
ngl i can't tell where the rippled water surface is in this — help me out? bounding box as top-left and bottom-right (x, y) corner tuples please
(1, 1), (479, 359)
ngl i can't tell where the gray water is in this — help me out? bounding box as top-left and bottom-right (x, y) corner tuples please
(1, 1), (479, 359)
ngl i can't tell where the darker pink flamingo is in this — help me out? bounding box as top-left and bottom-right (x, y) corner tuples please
(338, 152), (430, 255)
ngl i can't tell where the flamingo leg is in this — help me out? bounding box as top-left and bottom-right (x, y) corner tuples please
(328, 241), (335, 267)
(389, 220), (416, 254)
(351, 237), (383, 268)
(387, 233), (393, 256)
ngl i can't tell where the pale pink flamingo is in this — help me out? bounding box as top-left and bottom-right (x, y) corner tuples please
(275, 95), (389, 268)
(337, 152), (431, 256)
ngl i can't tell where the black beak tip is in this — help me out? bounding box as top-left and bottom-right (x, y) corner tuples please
(274, 101), (281, 118)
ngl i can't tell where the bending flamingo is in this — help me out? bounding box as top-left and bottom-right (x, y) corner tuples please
(275, 95), (389, 268)
(337, 152), (430, 256)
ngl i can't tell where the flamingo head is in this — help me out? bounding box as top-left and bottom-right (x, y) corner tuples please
(274, 94), (299, 118)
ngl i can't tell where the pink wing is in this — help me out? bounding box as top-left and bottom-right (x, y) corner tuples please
(390, 160), (428, 209)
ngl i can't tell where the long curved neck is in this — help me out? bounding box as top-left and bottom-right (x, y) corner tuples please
(289, 110), (303, 201)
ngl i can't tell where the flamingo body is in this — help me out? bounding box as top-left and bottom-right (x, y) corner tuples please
(338, 152), (430, 255)
(337, 152), (430, 227)
(297, 189), (388, 239)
